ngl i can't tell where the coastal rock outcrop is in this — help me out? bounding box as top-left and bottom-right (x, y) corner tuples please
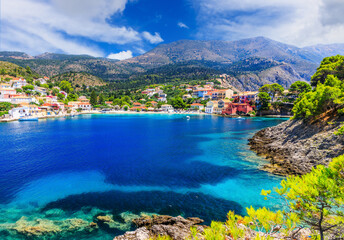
(249, 118), (344, 175)
(114, 215), (205, 240)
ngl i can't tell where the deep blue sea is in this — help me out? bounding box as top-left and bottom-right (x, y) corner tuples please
(0, 114), (287, 239)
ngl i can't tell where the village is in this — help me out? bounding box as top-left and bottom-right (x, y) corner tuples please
(0, 74), (301, 122)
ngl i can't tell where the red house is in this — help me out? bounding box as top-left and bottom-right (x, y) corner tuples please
(222, 102), (254, 115)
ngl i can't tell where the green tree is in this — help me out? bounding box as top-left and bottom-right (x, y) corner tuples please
(257, 92), (271, 110)
(90, 90), (97, 106)
(311, 55), (344, 86)
(289, 81), (312, 95)
(22, 85), (34, 91)
(59, 80), (73, 93)
(35, 80), (41, 86)
(259, 83), (284, 99)
(51, 88), (59, 96)
(171, 97), (186, 109)
(265, 155), (344, 240)
(292, 75), (343, 119)
(26, 66), (32, 74)
(57, 93), (65, 100)
(98, 93), (105, 105)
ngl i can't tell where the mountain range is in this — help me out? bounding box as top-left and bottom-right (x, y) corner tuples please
(1, 37), (344, 91)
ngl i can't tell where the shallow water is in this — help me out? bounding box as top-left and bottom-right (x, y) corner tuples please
(0, 114), (287, 239)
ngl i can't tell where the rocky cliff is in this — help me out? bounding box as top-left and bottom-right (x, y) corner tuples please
(114, 215), (205, 240)
(248, 117), (344, 175)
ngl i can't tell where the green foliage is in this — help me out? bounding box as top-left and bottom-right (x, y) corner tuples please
(90, 90), (97, 106)
(268, 155), (344, 240)
(257, 92), (271, 110)
(57, 93), (65, 100)
(311, 55), (344, 86)
(292, 75), (343, 119)
(289, 81), (312, 95)
(0, 102), (17, 111)
(51, 88), (59, 96)
(189, 155), (344, 240)
(259, 83), (284, 98)
(22, 85), (34, 91)
(334, 125), (344, 135)
(170, 97), (186, 109)
(59, 80), (73, 93)
(98, 93), (105, 105)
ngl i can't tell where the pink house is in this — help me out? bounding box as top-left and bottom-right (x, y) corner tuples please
(222, 102), (254, 115)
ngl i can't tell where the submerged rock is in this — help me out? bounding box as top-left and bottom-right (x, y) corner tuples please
(114, 215), (205, 240)
(249, 118), (344, 175)
(0, 216), (98, 239)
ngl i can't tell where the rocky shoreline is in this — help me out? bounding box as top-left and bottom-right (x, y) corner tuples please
(114, 215), (205, 240)
(248, 118), (344, 175)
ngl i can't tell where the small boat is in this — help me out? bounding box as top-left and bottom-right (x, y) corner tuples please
(19, 116), (38, 121)
(186, 116), (190, 119)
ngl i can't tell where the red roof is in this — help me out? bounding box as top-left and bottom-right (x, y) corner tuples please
(133, 102), (141, 106)
(191, 103), (203, 106)
(150, 101), (157, 104)
(42, 103), (52, 106)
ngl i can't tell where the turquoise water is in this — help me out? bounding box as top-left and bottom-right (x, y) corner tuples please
(0, 114), (286, 239)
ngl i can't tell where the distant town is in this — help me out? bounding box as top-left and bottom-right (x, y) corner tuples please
(0, 72), (307, 122)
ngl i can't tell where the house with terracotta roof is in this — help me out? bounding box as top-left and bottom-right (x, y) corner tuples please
(149, 101), (158, 107)
(211, 89), (234, 100)
(130, 106), (147, 111)
(190, 103), (204, 110)
(10, 78), (27, 89)
(133, 102), (142, 107)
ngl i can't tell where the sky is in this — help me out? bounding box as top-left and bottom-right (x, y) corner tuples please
(1, 0), (344, 60)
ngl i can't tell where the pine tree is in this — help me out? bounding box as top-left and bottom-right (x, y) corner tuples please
(90, 90), (97, 106)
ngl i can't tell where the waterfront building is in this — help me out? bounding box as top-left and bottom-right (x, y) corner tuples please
(205, 101), (218, 114)
(160, 104), (173, 112)
(222, 102), (254, 115)
(190, 103), (204, 110)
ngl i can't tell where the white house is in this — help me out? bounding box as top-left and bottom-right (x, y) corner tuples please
(160, 104), (173, 112)
(11, 96), (38, 104)
(0, 83), (11, 89)
(9, 107), (29, 119)
(205, 101), (218, 114)
(11, 78), (27, 89)
(34, 86), (48, 96)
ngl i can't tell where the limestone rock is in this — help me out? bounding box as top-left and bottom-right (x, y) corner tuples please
(249, 118), (344, 175)
(114, 215), (205, 240)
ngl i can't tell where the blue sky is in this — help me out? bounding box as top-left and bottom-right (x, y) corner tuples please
(2, 0), (344, 59)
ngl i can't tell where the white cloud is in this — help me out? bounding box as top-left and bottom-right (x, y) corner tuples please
(0, 0), (161, 56)
(178, 22), (189, 29)
(194, 0), (344, 47)
(142, 32), (164, 44)
(107, 50), (133, 60)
